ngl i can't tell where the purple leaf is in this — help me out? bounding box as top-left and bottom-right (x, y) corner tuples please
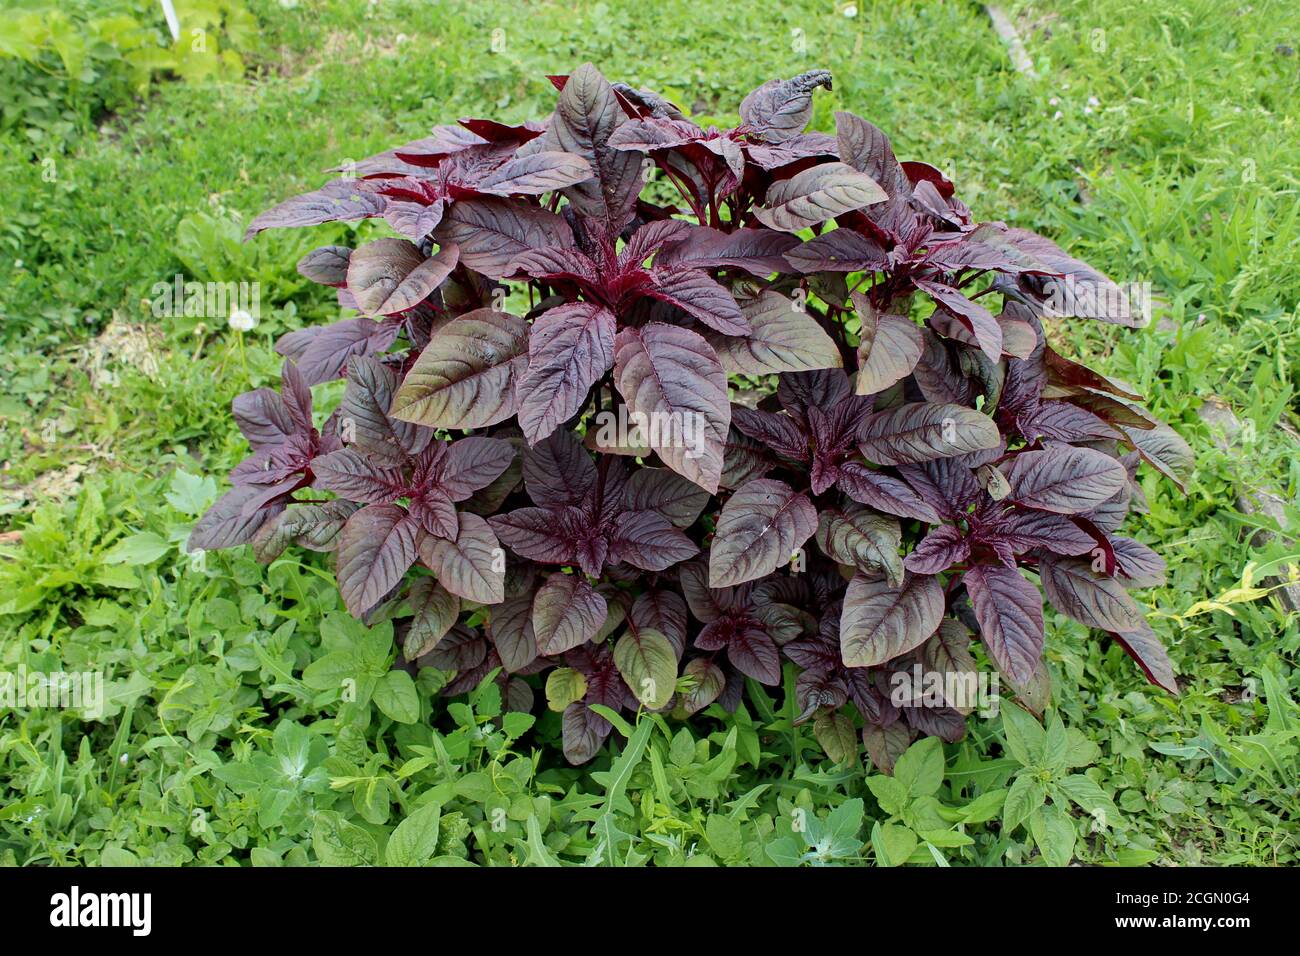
(535, 63), (643, 232)
(915, 279), (1002, 361)
(562, 701), (610, 765)
(1000, 509), (1098, 556)
(244, 178), (386, 239)
(1111, 621), (1178, 693)
(297, 245), (352, 287)
(418, 511), (506, 604)
(490, 506), (584, 566)
(904, 524), (970, 575)
(739, 70), (832, 144)
(654, 226), (801, 276)
(1005, 446), (1128, 515)
(532, 573), (608, 655)
(730, 407), (809, 462)
(433, 196), (573, 279)
(475, 150), (594, 195)
(709, 478), (817, 587)
(784, 229), (889, 273)
(488, 593), (540, 673)
(438, 437), (517, 499)
(1111, 536), (1167, 588)
(840, 572), (944, 668)
(504, 245), (599, 285)
(815, 508), (903, 585)
(857, 403), (1000, 466)
(389, 309), (530, 429)
(409, 488), (459, 539)
(609, 509), (699, 571)
(311, 448), (406, 503)
(517, 302), (616, 445)
(232, 388), (295, 449)
(620, 218), (694, 264)
(188, 486), (287, 552)
(675, 658), (725, 715)
(383, 200), (445, 242)
(613, 323), (730, 493)
(834, 111), (910, 222)
(347, 239), (458, 316)
(523, 429), (597, 507)
(963, 564), (1043, 685)
(743, 131), (838, 170)
(646, 268), (749, 335)
(726, 627), (782, 684)
(404, 577), (461, 658)
(851, 293), (923, 395)
(629, 589), (688, 657)
(336, 504), (420, 617)
(753, 162), (887, 232)
(276, 317), (402, 387)
(1038, 554), (1146, 634)
(250, 500), (358, 563)
(837, 463), (943, 523)
(339, 357), (431, 465)
(861, 719), (915, 775)
(621, 466), (709, 529)
(707, 290), (842, 376)
(774, 364), (846, 415)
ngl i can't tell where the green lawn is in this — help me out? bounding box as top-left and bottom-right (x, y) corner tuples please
(1, 0), (1297, 866)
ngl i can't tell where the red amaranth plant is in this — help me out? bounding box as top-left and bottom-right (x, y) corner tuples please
(189, 65), (1192, 768)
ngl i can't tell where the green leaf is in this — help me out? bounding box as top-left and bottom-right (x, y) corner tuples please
(545, 667), (587, 713)
(385, 801), (443, 866)
(1055, 774), (1119, 826)
(1003, 774), (1046, 832)
(959, 789), (1006, 824)
(706, 814), (744, 861)
(1064, 727), (1101, 768)
(813, 710), (859, 766)
(919, 829), (974, 848)
(823, 798), (865, 857)
(1001, 704), (1045, 768)
(103, 532), (170, 566)
(302, 650), (355, 692)
(589, 716), (654, 865)
(871, 821), (917, 867)
(893, 736), (945, 797)
(312, 811), (378, 866)
(865, 774), (909, 817)
(1042, 712), (1070, 775)
(166, 470), (216, 515)
(613, 628), (677, 709)
(373, 670), (420, 724)
(1029, 801), (1076, 866)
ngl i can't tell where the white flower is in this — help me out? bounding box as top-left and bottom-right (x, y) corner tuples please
(1087, 95), (1100, 107)
(843, 4), (858, 16)
(1049, 96), (1060, 106)
(1053, 110), (1063, 121)
(229, 308), (257, 332)
(1084, 106), (1094, 115)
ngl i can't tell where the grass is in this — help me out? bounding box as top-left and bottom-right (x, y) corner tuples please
(0, 0), (1298, 866)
